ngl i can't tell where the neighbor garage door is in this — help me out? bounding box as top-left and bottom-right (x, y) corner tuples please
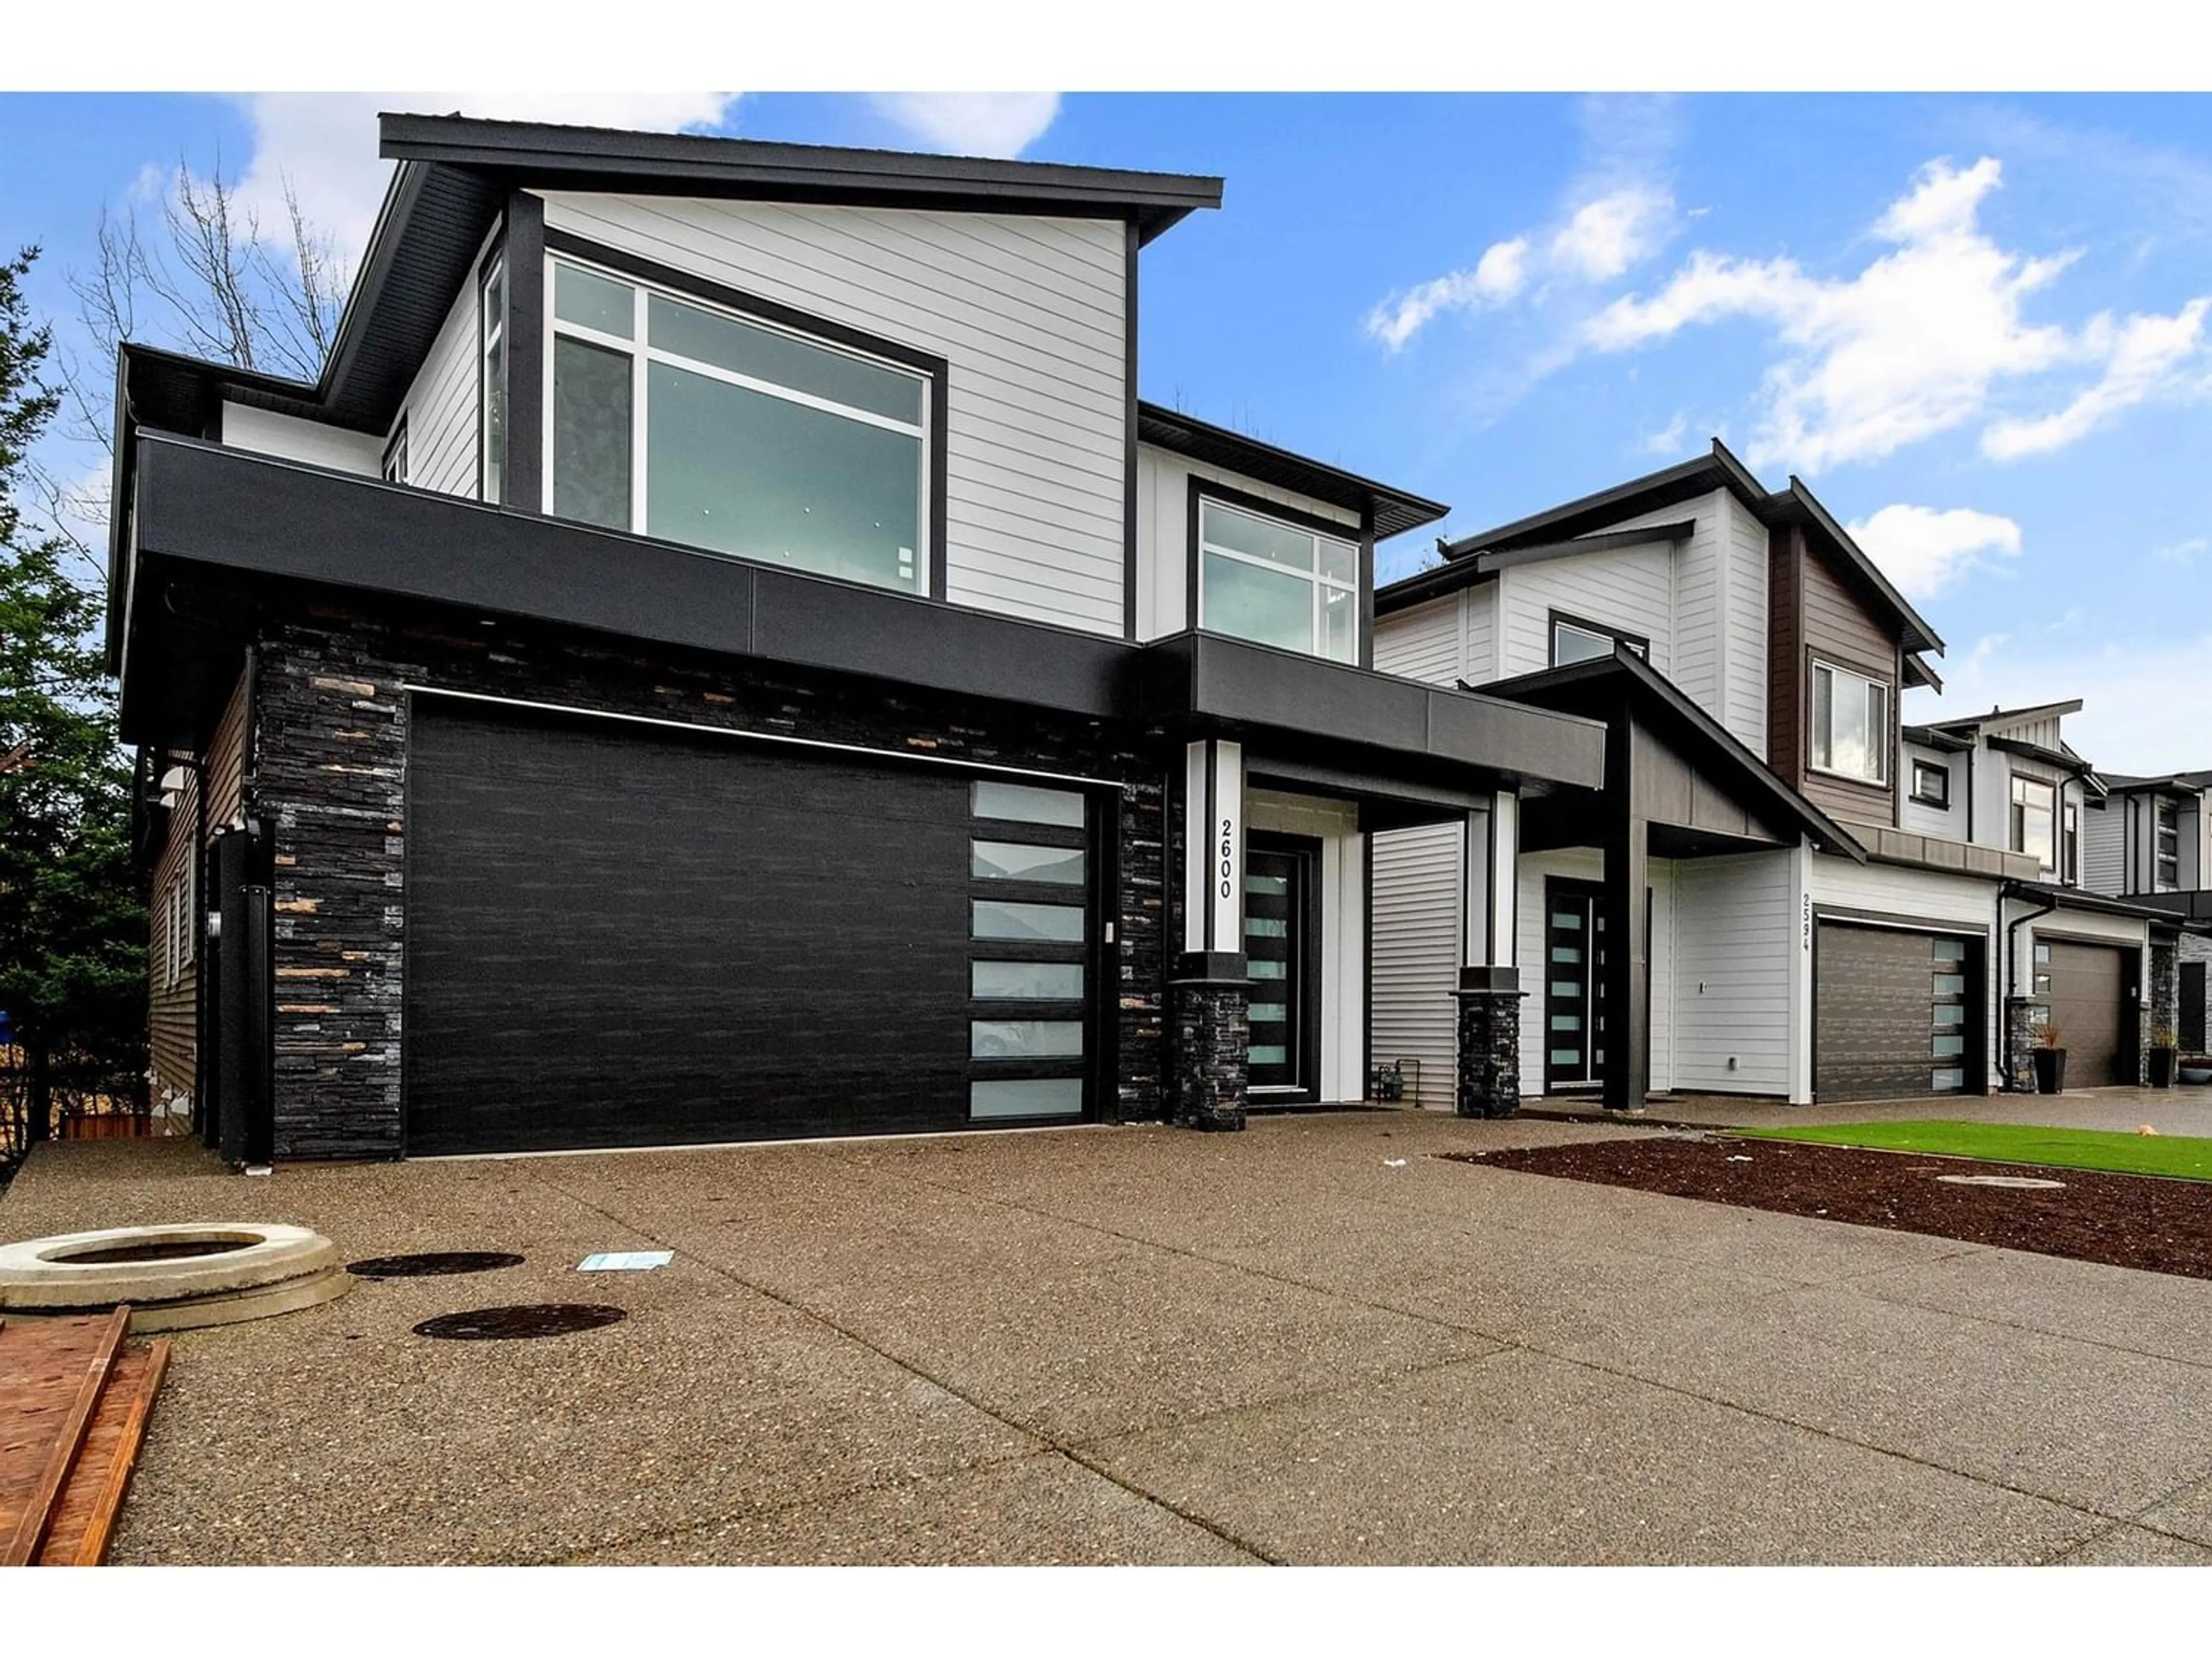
(1815, 922), (1981, 1103)
(2038, 939), (2134, 1088)
(403, 701), (1097, 1156)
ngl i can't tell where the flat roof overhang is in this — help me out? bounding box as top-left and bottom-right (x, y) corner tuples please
(118, 437), (1605, 804)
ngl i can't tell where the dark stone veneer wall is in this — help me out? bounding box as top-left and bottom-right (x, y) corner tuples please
(251, 600), (1169, 1161)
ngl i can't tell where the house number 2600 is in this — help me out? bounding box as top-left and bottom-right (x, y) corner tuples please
(1218, 818), (1236, 899)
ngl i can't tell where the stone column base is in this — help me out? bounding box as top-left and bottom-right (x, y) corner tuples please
(1170, 952), (1249, 1131)
(1454, 968), (1523, 1120)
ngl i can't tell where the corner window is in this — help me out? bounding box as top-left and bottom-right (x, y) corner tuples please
(2010, 775), (2056, 870)
(480, 255), (506, 505)
(1549, 612), (1649, 668)
(1809, 661), (1890, 786)
(1910, 759), (1950, 809)
(546, 256), (931, 596)
(1197, 497), (1359, 665)
(2157, 798), (2181, 889)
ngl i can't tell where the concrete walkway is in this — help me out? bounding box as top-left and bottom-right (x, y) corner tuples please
(5, 1109), (2212, 1565)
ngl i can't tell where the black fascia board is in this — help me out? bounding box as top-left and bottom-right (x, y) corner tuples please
(378, 113), (1225, 245)
(2002, 878), (2210, 927)
(1985, 734), (2098, 776)
(1136, 402), (1447, 542)
(1904, 650), (1945, 692)
(119, 435), (1136, 737)
(1377, 521), (1697, 617)
(1140, 631), (1606, 795)
(1901, 723), (1975, 754)
(1482, 646), (1868, 861)
(1437, 440), (1768, 562)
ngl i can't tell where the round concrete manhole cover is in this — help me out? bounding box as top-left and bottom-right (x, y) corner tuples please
(349, 1252), (526, 1279)
(412, 1304), (627, 1340)
(1935, 1173), (2067, 1190)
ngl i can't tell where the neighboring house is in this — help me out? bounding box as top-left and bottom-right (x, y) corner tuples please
(2083, 769), (2212, 1052)
(1372, 441), (2191, 1109)
(109, 115), (1604, 1161)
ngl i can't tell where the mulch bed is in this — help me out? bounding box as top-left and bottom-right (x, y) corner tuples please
(1448, 1134), (2212, 1281)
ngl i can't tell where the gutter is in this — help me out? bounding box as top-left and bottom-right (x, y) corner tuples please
(1998, 878), (2059, 1093)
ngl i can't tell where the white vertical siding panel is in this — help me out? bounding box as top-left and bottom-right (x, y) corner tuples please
(541, 193), (1128, 636)
(399, 274), (481, 498)
(1671, 850), (1794, 1094)
(1370, 821), (1463, 1109)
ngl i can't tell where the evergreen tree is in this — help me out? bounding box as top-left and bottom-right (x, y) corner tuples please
(1, 246), (146, 1158)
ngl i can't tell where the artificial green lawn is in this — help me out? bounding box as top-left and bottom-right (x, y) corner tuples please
(1729, 1119), (2212, 1181)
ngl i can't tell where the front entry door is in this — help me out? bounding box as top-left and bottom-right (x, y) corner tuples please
(1544, 878), (1608, 1092)
(1245, 836), (1321, 1099)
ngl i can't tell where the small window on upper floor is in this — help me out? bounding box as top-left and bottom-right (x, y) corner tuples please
(1196, 497), (1358, 665)
(2011, 775), (2056, 871)
(1910, 759), (1950, 809)
(1810, 660), (1890, 787)
(382, 418), (408, 487)
(1549, 612), (1649, 669)
(546, 256), (933, 597)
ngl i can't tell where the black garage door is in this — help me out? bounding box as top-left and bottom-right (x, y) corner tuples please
(1815, 923), (1982, 1103)
(404, 702), (1097, 1155)
(2039, 939), (2135, 1087)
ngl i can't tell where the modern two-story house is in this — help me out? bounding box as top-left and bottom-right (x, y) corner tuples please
(2082, 767), (2212, 1052)
(1371, 443), (2188, 1109)
(115, 115), (1607, 1162)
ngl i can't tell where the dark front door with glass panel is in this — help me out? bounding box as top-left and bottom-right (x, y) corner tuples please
(1544, 878), (1608, 1092)
(1245, 836), (1321, 1099)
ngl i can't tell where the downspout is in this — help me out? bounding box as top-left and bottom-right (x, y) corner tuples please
(1998, 878), (2059, 1092)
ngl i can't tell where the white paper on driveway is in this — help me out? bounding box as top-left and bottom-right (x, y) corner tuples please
(577, 1251), (674, 1271)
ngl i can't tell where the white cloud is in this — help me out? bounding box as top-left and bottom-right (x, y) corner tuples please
(1366, 237), (1529, 351)
(1637, 409), (1692, 455)
(1551, 187), (1672, 281)
(2153, 536), (2208, 565)
(230, 93), (741, 266)
(1910, 631), (2212, 774)
(1846, 503), (2023, 600)
(866, 94), (1060, 158)
(1581, 156), (2212, 472)
(1980, 297), (2212, 458)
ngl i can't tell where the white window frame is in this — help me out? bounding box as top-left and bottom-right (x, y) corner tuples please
(1195, 495), (1360, 665)
(480, 255), (506, 506)
(2012, 774), (2058, 872)
(1809, 659), (1891, 787)
(2156, 797), (2181, 890)
(541, 253), (933, 595)
(1910, 759), (1950, 809)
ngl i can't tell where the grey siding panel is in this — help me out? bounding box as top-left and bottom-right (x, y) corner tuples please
(2082, 801), (2126, 895)
(1671, 850), (1793, 1094)
(399, 273), (480, 498)
(1369, 821), (1462, 1109)
(543, 193), (1128, 636)
(219, 404), (380, 475)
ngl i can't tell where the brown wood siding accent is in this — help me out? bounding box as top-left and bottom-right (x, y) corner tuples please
(1798, 542), (1900, 831)
(204, 668), (249, 828)
(147, 768), (199, 1099)
(1767, 525), (1805, 785)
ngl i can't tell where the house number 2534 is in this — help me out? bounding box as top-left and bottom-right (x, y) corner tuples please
(1218, 818), (1237, 899)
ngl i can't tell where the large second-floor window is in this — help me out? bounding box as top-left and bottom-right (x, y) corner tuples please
(2157, 798), (2181, 889)
(547, 257), (931, 596)
(1810, 660), (1889, 786)
(1197, 497), (1358, 664)
(2011, 775), (2056, 870)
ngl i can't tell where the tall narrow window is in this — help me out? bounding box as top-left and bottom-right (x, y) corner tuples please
(546, 256), (931, 596)
(1810, 661), (1890, 786)
(2062, 801), (2079, 886)
(2157, 798), (2181, 889)
(1197, 497), (1359, 664)
(480, 256), (507, 505)
(2011, 775), (2056, 870)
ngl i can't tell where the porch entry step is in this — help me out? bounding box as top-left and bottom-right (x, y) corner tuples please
(0, 1308), (172, 1566)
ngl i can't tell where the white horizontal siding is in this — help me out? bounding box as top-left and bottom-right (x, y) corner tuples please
(541, 192), (1128, 637)
(399, 272), (480, 498)
(1671, 850), (1794, 1094)
(1497, 539), (1676, 681)
(219, 403), (380, 475)
(1464, 581), (1497, 684)
(1900, 742), (1965, 840)
(1721, 492), (1770, 753)
(2081, 800), (2125, 895)
(1135, 445), (1359, 642)
(1372, 593), (1460, 685)
(1369, 821), (1462, 1109)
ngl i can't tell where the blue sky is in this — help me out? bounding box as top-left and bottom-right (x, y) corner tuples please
(4, 91), (2207, 768)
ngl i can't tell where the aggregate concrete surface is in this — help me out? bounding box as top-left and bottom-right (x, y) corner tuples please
(6, 1108), (2212, 1565)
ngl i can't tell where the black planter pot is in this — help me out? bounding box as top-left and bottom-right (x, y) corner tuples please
(2150, 1047), (2179, 1089)
(2032, 1047), (2067, 1095)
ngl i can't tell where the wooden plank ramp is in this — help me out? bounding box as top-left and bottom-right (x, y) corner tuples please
(0, 1308), (169, 1567)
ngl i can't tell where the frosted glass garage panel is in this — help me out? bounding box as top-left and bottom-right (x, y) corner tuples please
(970, 1079), (1084, 1120)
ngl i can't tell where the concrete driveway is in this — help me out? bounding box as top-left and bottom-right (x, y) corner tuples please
(6, 1109), (2212, 1565)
